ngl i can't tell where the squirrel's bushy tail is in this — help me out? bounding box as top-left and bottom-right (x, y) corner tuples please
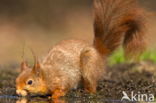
(93, 0), (146, 58)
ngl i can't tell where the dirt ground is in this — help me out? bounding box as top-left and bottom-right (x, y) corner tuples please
(0, 61), (156, 103)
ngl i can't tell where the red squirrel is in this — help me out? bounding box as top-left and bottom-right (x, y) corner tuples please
(16, 0), (146, 99)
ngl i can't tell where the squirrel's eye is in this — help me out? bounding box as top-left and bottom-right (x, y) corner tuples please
(27, 80), (33, 85)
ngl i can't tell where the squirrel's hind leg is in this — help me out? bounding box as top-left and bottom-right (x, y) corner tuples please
(82, 78), (97, 93)
(80, 47), (105, 94)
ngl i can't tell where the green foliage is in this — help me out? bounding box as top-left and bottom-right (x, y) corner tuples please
(140, 50), (156, 62)
(108, 49), (156, 65)
(108, 49), (125, 65)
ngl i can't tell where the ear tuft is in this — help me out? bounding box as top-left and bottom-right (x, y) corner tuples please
(33, 60), (42, 77)
(34, 60), (40, 69)
(21, 61), (28, 72)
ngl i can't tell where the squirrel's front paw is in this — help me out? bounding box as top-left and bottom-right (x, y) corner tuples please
(52, 89), (67, 99)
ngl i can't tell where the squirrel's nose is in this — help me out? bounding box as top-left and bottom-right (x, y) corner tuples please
(16, 90), (28, 97)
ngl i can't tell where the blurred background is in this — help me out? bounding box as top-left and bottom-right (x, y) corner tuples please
(0, 0), (155, 65)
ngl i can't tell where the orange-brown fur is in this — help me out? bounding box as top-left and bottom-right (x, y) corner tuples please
(16, 0), (146, 99)
(93, 0), (146, 57)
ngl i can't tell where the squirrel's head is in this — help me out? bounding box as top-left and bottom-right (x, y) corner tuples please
(16, 61), (48, 96)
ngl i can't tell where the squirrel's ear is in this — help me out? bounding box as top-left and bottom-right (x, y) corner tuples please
(33, 60), (40, 69)
(32, 60), (42, 77)
(21, 61), (29, 72)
